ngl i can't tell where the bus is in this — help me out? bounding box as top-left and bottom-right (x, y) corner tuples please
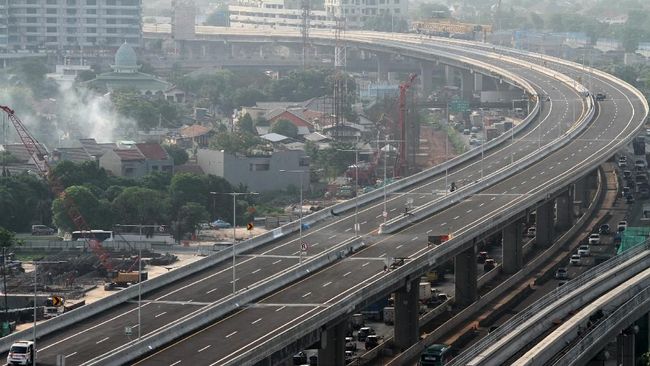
(419, 344), (453, 366)
(70, 230), (113, 242)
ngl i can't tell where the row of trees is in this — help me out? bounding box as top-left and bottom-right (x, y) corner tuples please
(0, 161), (255, 238)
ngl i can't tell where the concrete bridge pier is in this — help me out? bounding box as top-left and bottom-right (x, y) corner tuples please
(535, 200), (555, 248)
(502, 218), (523, 274)
(454, 243), (478, 307)
(474, 73), (483, 92)
(419, 61), (434, 93)
(556, 188), (574, 230)
(444, 65), (455, 87)
(460, 70), (474, 101)
(377, 53), (390, 82)
(394, 277), (420, 351)
(318, 321), (346, 365)
(617, 329), (636, 366)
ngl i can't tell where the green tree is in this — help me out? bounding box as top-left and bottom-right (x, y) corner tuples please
(52, 186), (114, 232)
(163, 144), (189, 166)
(0, 173), (51, 231)
(169, 173), (208, 210)
(209, 131), (264, 154)
(15, 59), (48, 92)
(112, 187), (170, 224)
(177, 202), (209, 237)
(141, 172), (173, 191)
(51, 160), (111, 190)
(270, 119), (298, 139)
(0, 227), (21, 250)
(238, 113), (256, 135)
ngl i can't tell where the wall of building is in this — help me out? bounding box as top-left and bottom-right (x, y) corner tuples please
(99, 151), (147, 178)
(197, 149), (309, 192)
(0, 0), (141, 51)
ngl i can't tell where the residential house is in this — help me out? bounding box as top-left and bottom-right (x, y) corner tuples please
(265, 109), (313, 136)
(99, 143), (173, 179)
(169, 124), (215, 148)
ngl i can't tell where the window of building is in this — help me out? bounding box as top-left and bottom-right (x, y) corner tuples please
(27, 36), (37, 42)
(86, 36), (96, 43)
(66, 36), (76, 42)
(46, 36), (57, 42)
(124, 167), (134, 175)
(106, 0), (115, 5)
(86, 0), (95, 4)
(86, 18), (96, 23)
(105, 18), (116, 24)
(106, 9), (117, 15)
(66, 27), (76, 33)
(393, 8), (399, 13)
(25, 17), (37, 23)
(47, 26), (56, 32)
(66, 0), (75, 5)
(106, 27), (117, 33)
(26, 26), (37, 32)
(249, 163), (270, 171)
(151, 165), (159, 171)
(46, 8), (57, 14)
(299, 157), (310, 167)
(86, 9), (96, 14)
(66, 18), (76, 23)
(26, 0), (36, 4)
(87, 27), (96, 33)
(46, 0), (56, 4)
(26, 8), (36, 13)
(46, 17), (57, 23)
(66, 9), (76, 15)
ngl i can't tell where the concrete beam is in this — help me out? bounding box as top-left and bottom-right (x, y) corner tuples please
(318, 321), (346, 365)
(535, 200), (555, 248)
(502, 218), (523, 274)
(444, 65), (455, 87)
(474, 73), (483, 92)
(394, 278), (420, 350)
(454, 243), (477, 307)
(377, 53), (390, 82)
(460, 70), (474, 100)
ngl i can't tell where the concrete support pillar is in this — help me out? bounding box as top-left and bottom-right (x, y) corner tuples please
(617, 332), (636, 366)
(574, 177), (589, 209)
(502, 219), (523, 274)
(444, 65), (455, 86)
(460, 70), (474, 100)
(555, 189), (574, 230)
(535, 201), (555, 248)
(419, 61), (433, 93)
(394, 278), (420, 350)
(377, 53), (389, 82)
(455, 244), (478, 307)
(473, 73), (484, 92)
(318, 321), (346, 365)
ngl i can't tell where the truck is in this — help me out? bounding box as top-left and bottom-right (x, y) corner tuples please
(361, 297), (389, 321)
(422, 269), (445, 285)
(43, 296), (64, 318)
(351, 313), (364, 330)
(105, 271), (148, 290)
(419, 282), (432, 302)
(383, 306), (395, 325)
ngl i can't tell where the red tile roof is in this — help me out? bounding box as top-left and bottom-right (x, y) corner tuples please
(136, 143), (169, 160)
(113, 148), (145, 161)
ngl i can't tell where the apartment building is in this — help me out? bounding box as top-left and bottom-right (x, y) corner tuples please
(0, 0), (141, 51)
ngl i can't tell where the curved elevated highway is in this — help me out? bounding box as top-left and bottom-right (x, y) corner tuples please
(9, 29), (646, 365)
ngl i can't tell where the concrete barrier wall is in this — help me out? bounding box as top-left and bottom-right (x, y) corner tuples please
(83, 237), (365, 365)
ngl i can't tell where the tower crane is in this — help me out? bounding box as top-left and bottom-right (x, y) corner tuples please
(395, 73), (417, 177)
(0, 105), (113, 272)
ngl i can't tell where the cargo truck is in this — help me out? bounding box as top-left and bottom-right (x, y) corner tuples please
(105, 271), (148, 290)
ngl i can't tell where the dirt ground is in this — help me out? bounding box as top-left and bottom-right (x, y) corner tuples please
(419, 125), (457, 168)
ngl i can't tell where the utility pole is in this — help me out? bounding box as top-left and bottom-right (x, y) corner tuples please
(300, 0), (310, 69)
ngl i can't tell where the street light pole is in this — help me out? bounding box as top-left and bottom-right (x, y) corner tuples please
(280, 170), (310, 262)
(31, 260), (65, 366)
(219, 192), (258, 294)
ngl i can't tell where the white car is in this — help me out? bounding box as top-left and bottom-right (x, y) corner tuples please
(578, 245), (590, 257)
(588, 233), (600, 245)
(7, 341), (34, 366)
(569, 254), (581, 266)
(527, 226), (536, 238)
(618, 220), (628, 232)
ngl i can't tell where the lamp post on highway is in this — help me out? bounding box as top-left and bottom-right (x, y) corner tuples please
(217, 192), (258, 294)
(280, 169), (310, 262)
(31, 260), (66, 366)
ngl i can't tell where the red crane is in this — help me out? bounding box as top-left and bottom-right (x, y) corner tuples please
(0, 105), (113, 272)
(395, 73), (418, 177)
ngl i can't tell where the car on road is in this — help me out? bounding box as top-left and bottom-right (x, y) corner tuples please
(618, 220), (628, 232)
(623, 170), (632, 178)
(365, 335), (379, 350)
(31, 225), (55, 235)
(484, 258), (496, 271)
(626, 194), (635, 204)
(357, 327), (375, 342)
(619, 160), (628, 169)
(345, 337), (357, 352)
(7, 341), (34, 366)
(595, 93), (606, 101)
(555, 267), (568, 279)
(476, 251), (489, 264)
(578, 245), (591, 257)
(599, 224), (611, 235)
(569, 254), (581, 265)
(345, 350), (354, 364)
(210, 219), (232, 229)
(527, 226), (536, 238)
(635, 159), (646, 169)
(588, 233), (600, 245)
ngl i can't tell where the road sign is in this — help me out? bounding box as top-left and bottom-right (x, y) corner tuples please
(124, 326), (132, 336)
(301, 243), (308, 251)
(51, 296), (63, 307)
(247, 223), (254, 231)
(449, 99), (470, 113)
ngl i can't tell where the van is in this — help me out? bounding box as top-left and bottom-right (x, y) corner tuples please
(7, 341), (34, 365)
(463, 128), (470, 135)
(31, 225), (54, 236)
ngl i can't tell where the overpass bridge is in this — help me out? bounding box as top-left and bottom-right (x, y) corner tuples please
(2, 29), (645, 366)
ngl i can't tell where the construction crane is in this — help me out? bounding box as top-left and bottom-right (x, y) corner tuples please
(0, 105), (113, 273)
(395, 73), (417, 177)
